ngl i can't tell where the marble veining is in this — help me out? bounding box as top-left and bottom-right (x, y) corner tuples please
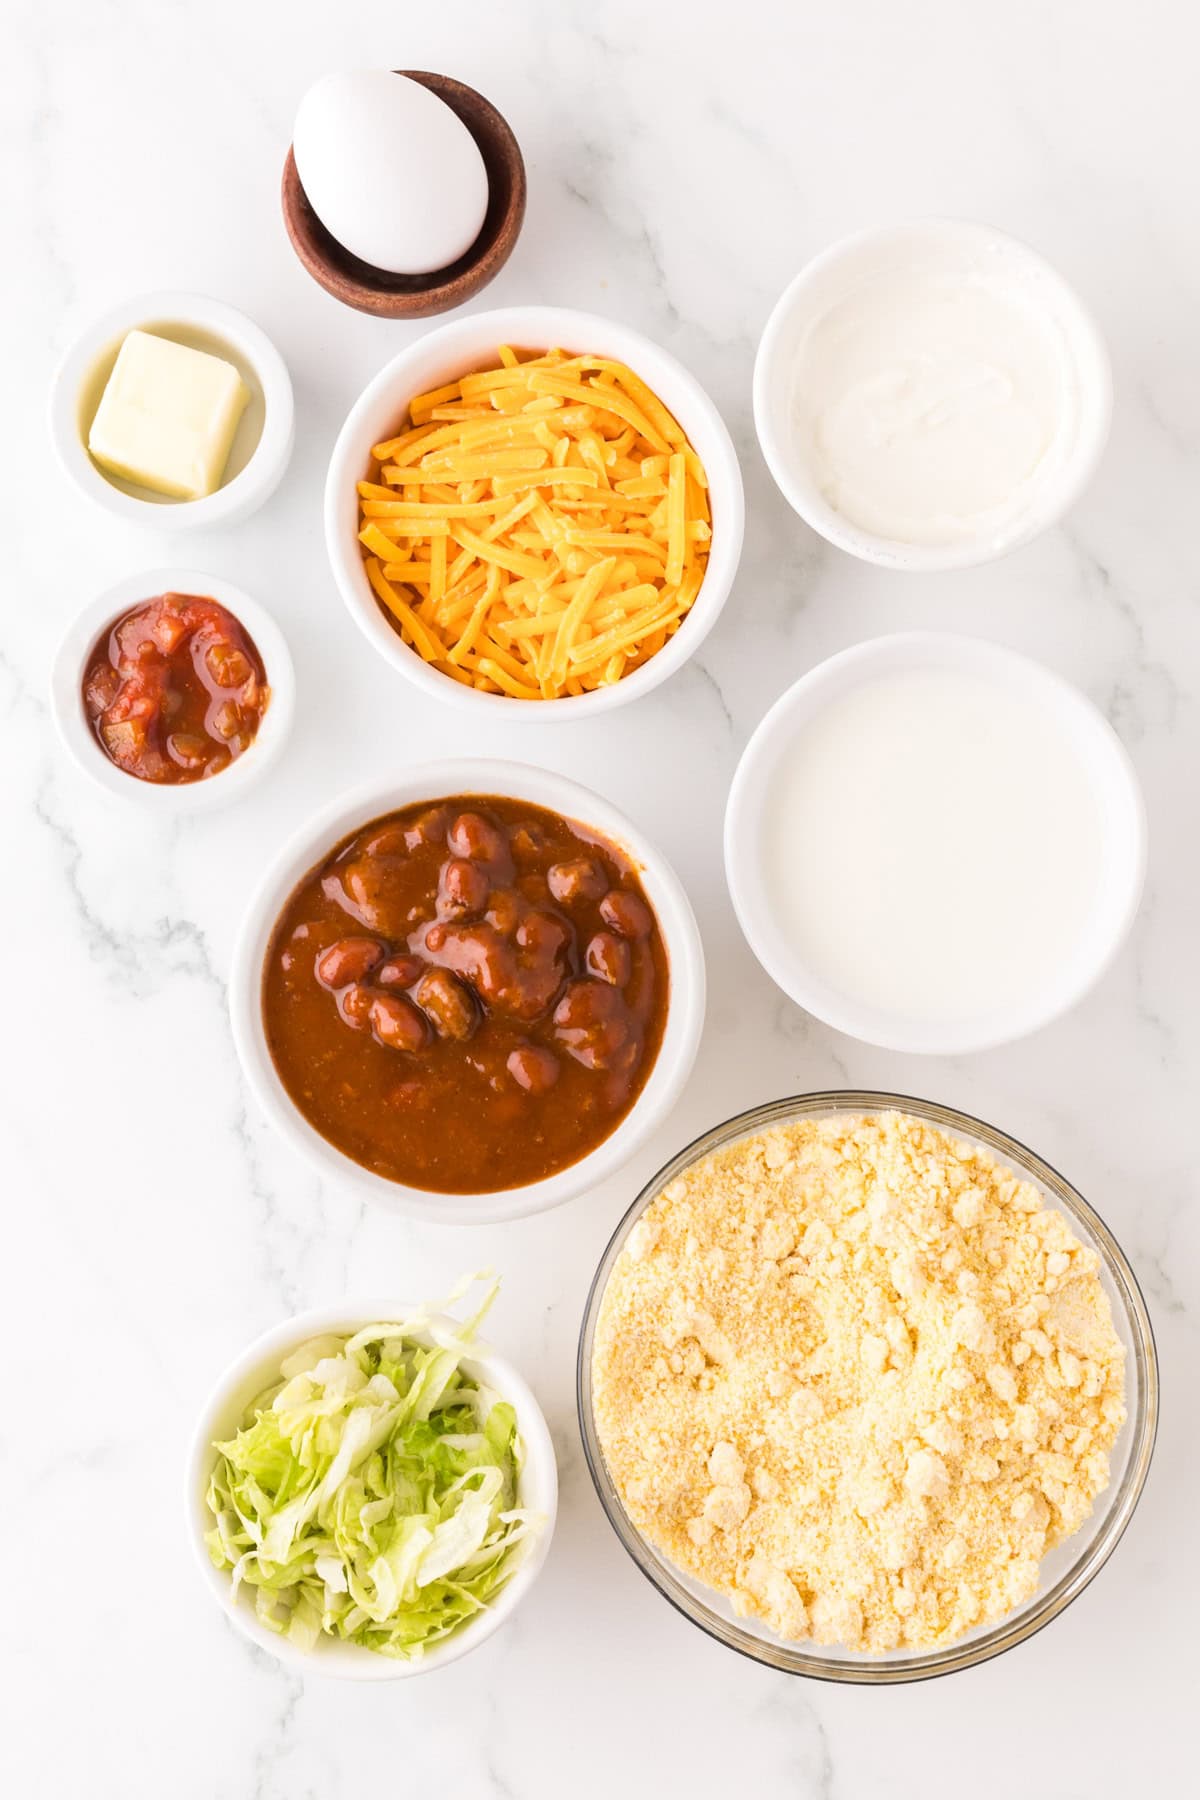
(6, 0), (1196, 1794)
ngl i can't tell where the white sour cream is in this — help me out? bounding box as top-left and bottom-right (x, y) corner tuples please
(763, 666), (1106, 1027)
(789, 244), (1080, 547)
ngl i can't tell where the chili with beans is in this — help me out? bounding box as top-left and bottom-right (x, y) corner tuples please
(262, 797), (670, 1192)
(82, 591), (269, 784)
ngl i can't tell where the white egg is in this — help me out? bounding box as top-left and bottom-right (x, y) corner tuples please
(293, 71), (490, 277)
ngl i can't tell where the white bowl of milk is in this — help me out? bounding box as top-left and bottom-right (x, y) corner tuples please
(724, 633), (1145, 1054)
(753, 220), (1112, 570)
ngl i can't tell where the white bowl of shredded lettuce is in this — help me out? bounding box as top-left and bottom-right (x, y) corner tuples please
(187, 1277), (556, 1677)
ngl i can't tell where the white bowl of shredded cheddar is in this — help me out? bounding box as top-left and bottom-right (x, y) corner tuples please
(324, 306), (744, 713)
(580, 1094), (1157, 1683)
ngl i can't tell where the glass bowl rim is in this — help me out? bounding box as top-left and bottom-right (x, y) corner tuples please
(576, 1089), (1159, 1685)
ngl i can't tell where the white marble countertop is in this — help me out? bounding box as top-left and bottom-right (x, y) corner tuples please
(7, 1), (1196, 1793)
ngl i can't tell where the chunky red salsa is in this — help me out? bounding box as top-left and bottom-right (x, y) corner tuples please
(262, 797), (670, 1193)
(82, 591), (269, 784)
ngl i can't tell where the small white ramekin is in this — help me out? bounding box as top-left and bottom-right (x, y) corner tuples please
(187, 1299), (558, 1680)
(324, 305), (744, 718)
(753, 219), (1112, 571)
(724, 632), (1146, 1054)
(229, 760), (707, 1221)
(50, 567), (295, 812)
(49, 291), (295, 529)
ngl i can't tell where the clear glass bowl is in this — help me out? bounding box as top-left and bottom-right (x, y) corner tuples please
(577, 1092), (1159, 1684)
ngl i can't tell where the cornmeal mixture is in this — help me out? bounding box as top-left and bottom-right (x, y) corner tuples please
(592, 1111), (1126, 1654)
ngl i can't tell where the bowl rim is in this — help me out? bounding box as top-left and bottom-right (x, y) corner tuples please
(48, 289), (295, 529)
(752, 217), (1113, 571)
(576, 1089), (1159, 1685)
(49, 566), (296, 812)
(323, 303), (745, 719)
(723, 630), (1147, 1054)
(187, 1298), (559, 1680)
(228, 758), (707, 1222)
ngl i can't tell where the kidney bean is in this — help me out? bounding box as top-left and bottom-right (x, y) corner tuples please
(447, 810), (508, 866)
(506, 1044), (560, 1095)
(600, 889), (654, 940)
(516, 910), (570, 961)
(509, 823), (548, 863)
(340, 858), (407, 934)
(341, 861), (375, 910)
(403, 806), (450, 852)
(430, 922), (516, 1009)
(553, 980), (632, 1070)
(586, 930), (632, 986)
(414, 968), (478, 1041)
(368, 992), (429, 1053)
(486, 890), (522, 934)
(511, 912), (572, 1016)
(548, 857), (609, 905)
(376, 953), (425, 990)
(361, 823), (410, 860)
(315, 936), (384, 989)
(612, 1036), (641, 1075)
(437, 857), (489, 919)
(338, 983), (374, 1030)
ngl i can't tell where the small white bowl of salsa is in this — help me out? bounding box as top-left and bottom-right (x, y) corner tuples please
(50, 568), (295, 811)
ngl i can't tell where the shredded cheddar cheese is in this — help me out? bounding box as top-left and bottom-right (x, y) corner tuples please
(356, 347), (712, 700)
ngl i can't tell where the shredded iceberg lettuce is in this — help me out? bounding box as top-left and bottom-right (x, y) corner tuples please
(204, 1276), (541, 1659)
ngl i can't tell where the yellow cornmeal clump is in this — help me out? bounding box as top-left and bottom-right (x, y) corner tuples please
(592, 1111), (1126, 1654)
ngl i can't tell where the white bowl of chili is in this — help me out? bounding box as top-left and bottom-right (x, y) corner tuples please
(229, 760), (706, 1222)
(50, 568), (295, 811)
(187, 1289), (558, 1679)
(324, 305), (744, 716)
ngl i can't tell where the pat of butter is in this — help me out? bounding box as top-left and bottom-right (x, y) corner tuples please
(88, 329), (249, 501)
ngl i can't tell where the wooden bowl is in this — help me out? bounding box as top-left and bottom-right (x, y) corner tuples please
(281, 72), (526, 319)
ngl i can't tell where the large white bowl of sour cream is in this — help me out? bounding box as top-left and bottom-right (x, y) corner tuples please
(724, 632), (1145, 1054)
